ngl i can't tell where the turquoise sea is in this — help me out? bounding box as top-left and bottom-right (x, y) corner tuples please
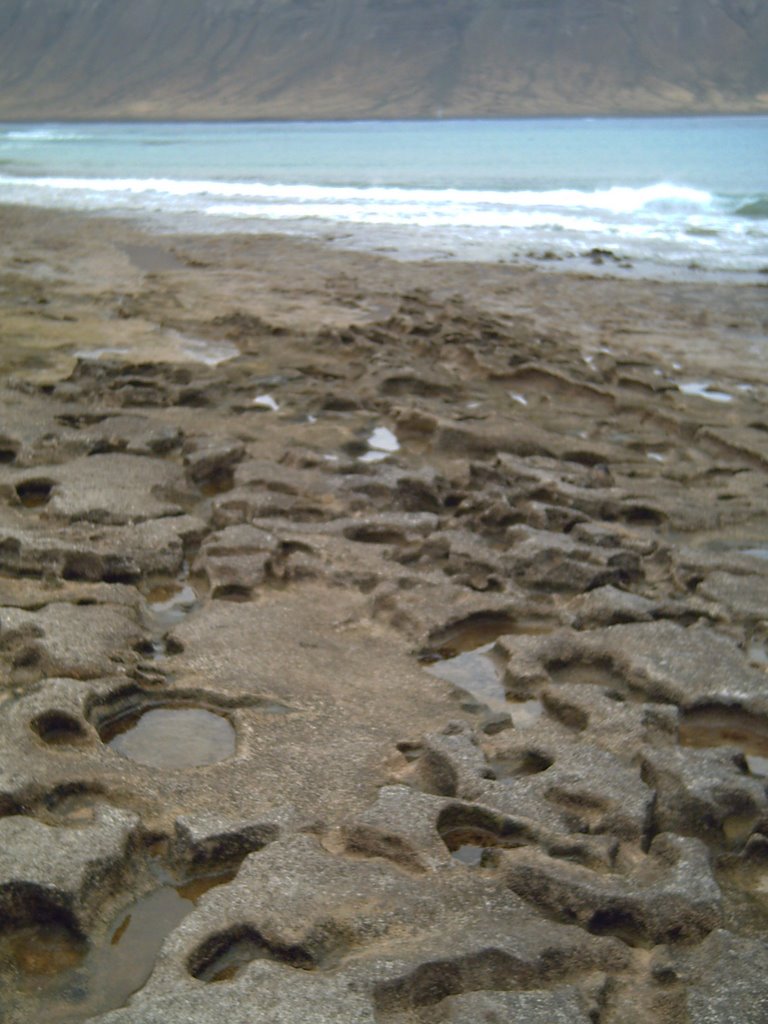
(1, 118), (766, 279)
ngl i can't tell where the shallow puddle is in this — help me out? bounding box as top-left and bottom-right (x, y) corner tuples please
(102, 706), (236, 770)
(430, 613), (553, 657)
(73, 347), (130, 362)
(423, 616), (555, 715)
(253, 393), (280, 411)
(359, 425), (400, 462)
(679, 707), (768, 776)
(746, 755), (768, 777)
(146, 582), (199, 629)
(175, 869), (238, 902)
(678, 381), (733, 403)
(424, 643), (507, 713)
(741, 546), (768, 561)
(0, 866), (234, 1022)
(139, 574), (200, 662)
(440, 827), (502, 865)
(746, 636), (768, 668)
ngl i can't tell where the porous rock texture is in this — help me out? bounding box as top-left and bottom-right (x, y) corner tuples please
(0, 204), (767, 1021)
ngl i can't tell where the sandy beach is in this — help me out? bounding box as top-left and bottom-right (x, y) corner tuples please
(1, 202), (767, 1023)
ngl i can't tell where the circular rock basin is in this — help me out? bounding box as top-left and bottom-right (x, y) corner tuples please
(103, 706), (236, 770)
(441, 827), (501, 866)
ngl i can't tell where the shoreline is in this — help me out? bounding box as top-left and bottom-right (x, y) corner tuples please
(3, 117), (767, 287)
(1, 202), (766, 372)
(1, 202), (767, 1023)
(1, 201), (765, 291)
(5, 112), (768, 123)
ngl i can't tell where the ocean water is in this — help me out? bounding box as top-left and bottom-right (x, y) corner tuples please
(0, 118), (766, 279)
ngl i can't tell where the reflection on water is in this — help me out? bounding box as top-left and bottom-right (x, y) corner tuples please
(442, 829), (490, 865)
(746, 754), (768, 777)
(425, 642), (507, 713)
(0, 864), (235, 1023)
(423, 614), (555, 718)
(359, 425), (400, 462)
(103, 706), (236, 770)
(146, 581), (199, 628)
(253, 393), (280, 411)
(678, 381), (733, 403)
(746, 636), (768, 668)
(741, 546), (768, 561)
(73, 347), (130, 361)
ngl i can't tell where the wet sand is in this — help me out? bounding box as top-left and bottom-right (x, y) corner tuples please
(1, 203), (767, 1024)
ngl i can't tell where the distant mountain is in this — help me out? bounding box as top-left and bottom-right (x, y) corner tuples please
(1, 0), (766, 119)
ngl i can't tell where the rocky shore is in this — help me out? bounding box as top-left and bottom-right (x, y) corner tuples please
(0, 204), (767, 1022)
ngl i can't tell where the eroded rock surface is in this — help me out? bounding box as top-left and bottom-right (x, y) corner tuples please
(0, 208), (767, 1023)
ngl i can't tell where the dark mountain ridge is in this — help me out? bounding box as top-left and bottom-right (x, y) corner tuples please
(1, 0), (766, 120)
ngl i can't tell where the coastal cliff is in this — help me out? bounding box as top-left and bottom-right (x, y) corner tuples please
(0, 0), (766, 120)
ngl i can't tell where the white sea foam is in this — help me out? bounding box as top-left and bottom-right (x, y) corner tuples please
(0, 174), (715, 214)
(1, 117), (766, 278)
(3, 129), (92, 142)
